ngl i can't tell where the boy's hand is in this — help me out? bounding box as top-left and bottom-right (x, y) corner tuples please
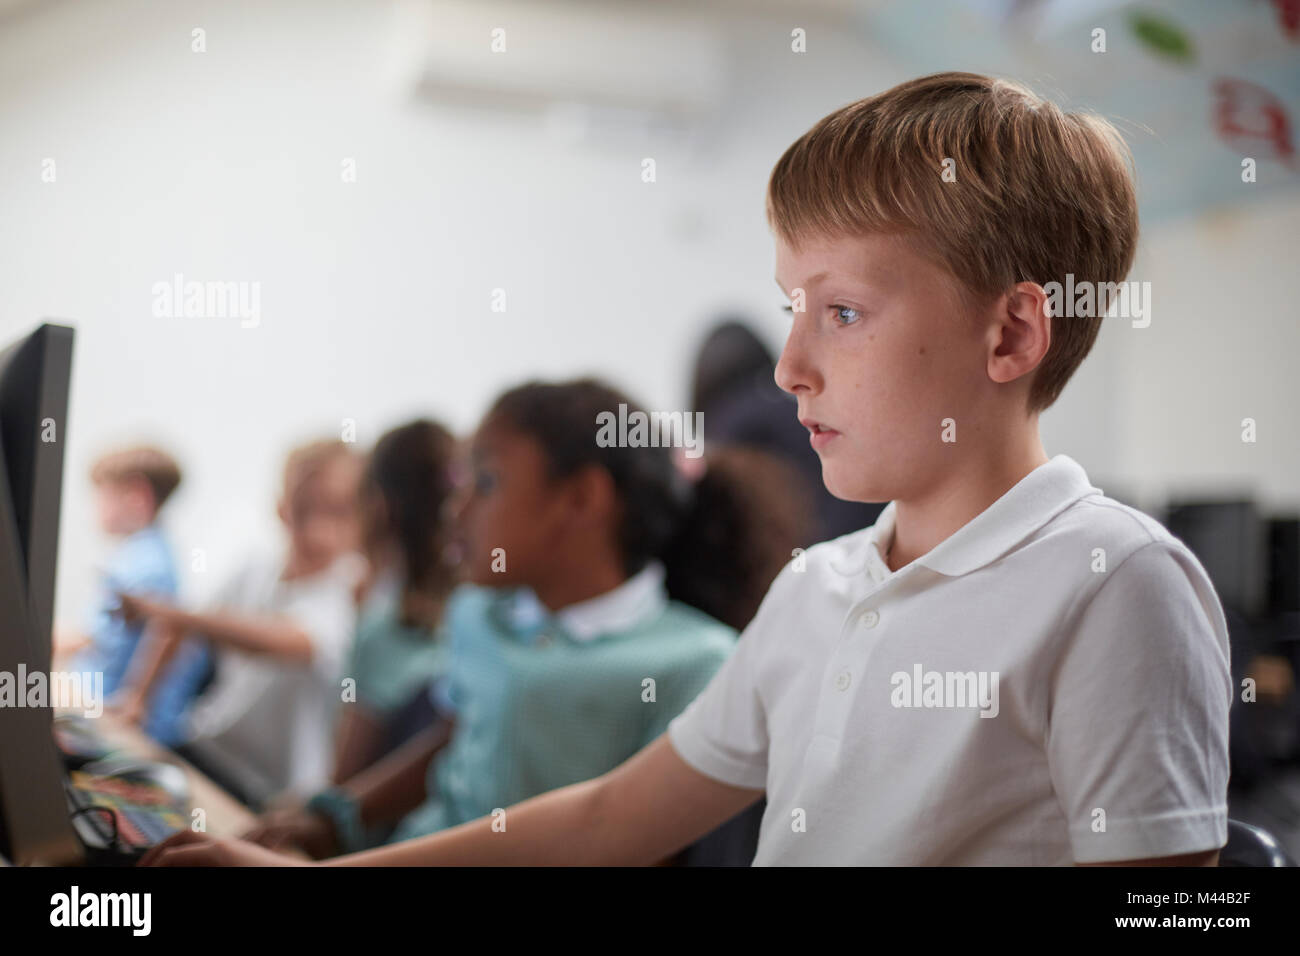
(115, 593), (176, 625)
(242, 807), (339, 858)
(138, 830), (309, 867)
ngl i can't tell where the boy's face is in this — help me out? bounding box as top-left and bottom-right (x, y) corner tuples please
(282, 456), (362, 568)
(774, 231), (992, 504)
(449, 419), (568, 588)
(94, 478), (154, 536)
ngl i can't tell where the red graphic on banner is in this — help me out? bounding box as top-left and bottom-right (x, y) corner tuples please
(1272, 0), (1300, 40)
(1213, 77), (1296, 167)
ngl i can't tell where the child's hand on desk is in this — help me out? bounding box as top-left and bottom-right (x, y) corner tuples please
(242, 807), (339, 859)
(138, 831), (309, 867)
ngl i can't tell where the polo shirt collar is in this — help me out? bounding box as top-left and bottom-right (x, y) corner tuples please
(499, 560), (669, 643)
(839, 454), (1101, 580)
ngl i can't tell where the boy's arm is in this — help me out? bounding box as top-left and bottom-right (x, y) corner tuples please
(115, 615), (188, 716)
(331, 705), (387, 785)
(240, 715), (454, 855)
(115, 596), (316, 723)
(143, 734), (762, 866)
(121, 594), (314, 662)
(1047, 540), (1232, 865)
(325, 734), (763, 866)
(340, 716), (455, 827)
(170, 608), (313, 661)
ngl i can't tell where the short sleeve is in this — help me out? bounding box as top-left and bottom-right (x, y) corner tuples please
(92, 534), (176, 637)
(1046, 540), (1232, 863)
(107, 534), (176, 598)
(666, 571), (791, 791)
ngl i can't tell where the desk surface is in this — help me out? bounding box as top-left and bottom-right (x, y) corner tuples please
(67, 711), (258, 838)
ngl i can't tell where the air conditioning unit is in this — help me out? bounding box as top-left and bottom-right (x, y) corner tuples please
(389, 0), (727, 143)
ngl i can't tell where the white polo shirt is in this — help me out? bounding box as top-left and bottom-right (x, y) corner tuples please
(667, 454), (1232, 865)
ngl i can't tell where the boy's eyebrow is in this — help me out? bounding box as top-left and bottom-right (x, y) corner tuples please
(774, 271), (831, 294)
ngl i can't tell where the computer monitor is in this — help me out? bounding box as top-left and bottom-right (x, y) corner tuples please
(1164, 499), (1266, 617)
(0, 322), (82, 864)
(0, 323), (74, 670)
(1267, 517), (1300, 616)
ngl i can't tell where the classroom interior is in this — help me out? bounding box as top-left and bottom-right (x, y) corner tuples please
(0, 0), (1297, 868)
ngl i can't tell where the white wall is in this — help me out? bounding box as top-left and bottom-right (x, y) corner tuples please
(0, 0), (1294, 626)
(1116, 198), (1300, 513)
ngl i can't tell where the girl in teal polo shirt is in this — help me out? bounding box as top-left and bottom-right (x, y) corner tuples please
(242, 379), (810, 860)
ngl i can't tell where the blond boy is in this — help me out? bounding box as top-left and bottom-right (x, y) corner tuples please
(146, 73), (1230, 866)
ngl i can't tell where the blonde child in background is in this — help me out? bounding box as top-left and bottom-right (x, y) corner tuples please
(117, 439), (366, 808)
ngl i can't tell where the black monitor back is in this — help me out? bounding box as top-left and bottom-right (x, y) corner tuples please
(0, 323), (73, 671)
(1165, 499), (1266, 617)
(0, 322), (81, 864)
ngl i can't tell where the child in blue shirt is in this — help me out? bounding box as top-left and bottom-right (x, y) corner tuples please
(60, 446), (209, 745)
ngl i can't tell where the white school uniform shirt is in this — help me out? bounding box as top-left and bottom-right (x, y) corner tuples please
(185, 550), (364, 798)
(667, 454), (1233, 865)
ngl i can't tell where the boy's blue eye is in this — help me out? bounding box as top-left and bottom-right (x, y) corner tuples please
(833, 306), (861, 325)
(473, 470), (497, 494)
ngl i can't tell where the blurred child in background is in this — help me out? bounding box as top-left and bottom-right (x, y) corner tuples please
(332, 419), (459, 782)
(57, 445), (207, 745)
(241, 379), (810, 862)
(115, 439), (365, 808)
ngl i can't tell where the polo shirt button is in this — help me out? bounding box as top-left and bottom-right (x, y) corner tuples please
(859, 609), (879, 628)
(834, 670), (852, 691)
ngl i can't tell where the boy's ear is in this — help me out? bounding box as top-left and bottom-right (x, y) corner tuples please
(987, 282), (1052, 388)
(276, 497), (291, 529)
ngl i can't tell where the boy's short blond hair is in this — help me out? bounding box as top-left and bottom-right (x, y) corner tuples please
(765, 71), (1139, 413)
(90, 446), (183, 510)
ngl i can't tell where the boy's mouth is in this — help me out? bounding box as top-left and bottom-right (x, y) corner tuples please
(800, 417), (841, 451)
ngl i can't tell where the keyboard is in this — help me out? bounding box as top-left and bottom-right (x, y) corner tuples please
(67, 770), (188, 851)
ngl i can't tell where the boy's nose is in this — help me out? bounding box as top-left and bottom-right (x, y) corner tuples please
(774, 320), (819, 395)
